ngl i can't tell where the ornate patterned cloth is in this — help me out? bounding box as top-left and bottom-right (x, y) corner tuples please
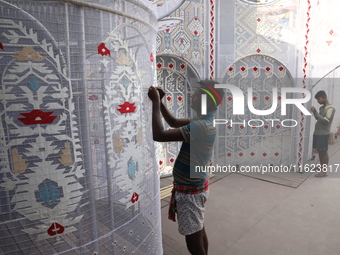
(168, 179), (209, 222)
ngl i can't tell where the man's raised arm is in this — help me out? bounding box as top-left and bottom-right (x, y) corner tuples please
(156, 87), (190, 128)
(148, 86), (185, 142)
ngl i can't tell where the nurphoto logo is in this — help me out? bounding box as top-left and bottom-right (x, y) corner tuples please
(201, 84), (312, 128)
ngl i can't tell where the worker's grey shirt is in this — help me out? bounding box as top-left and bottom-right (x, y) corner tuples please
(314, 105), (335, 135)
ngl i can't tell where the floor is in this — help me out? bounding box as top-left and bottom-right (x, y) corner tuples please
(160, 140), (340, 255)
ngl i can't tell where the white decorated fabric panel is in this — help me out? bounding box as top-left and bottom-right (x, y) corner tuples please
(306, 0), (340, 157)
(156, 55), (189, 176)
(156, 2), (206, 77)
(0, 26), (83, 240)
(155, 54), (200, 176)
(214, 0), (302, 166)
(0, 2), (85, 249)
(219, 55), (296, 166)
(0, 1), (162, 254)
(216, 0), (299, 81)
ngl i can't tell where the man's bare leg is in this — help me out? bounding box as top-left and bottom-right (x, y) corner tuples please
(185, 227), (208, 255)
(315, 151), (329, 177)
(202, 226), (208, 254)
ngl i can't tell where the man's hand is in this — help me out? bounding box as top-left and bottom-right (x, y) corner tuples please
(311, 106), (317, 114)
(156, 87), (166, 99)
(148, 86), (160, 102)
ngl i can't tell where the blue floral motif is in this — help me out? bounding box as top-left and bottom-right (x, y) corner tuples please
(127, 157), (138, 180)
(28, 76), (40, 91)
(35, 179), (64, 209)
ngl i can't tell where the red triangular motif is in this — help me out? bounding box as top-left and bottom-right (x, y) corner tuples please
(18, 110), (57, 125)
(47, 222), (65, 236)
(98, 43), (110, 56)
(117, 102), (136, 114)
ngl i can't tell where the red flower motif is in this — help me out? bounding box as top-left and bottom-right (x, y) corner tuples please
(177, 96), (183, 101)
(257, 18), (261, 22)
(166, 96), (172, 101)
(253, 96), (257, 101)
(278, 96), (281, 100)
(241, 67), (246, 72)
(228, 97), (233, 101)
(252, 126), (257, 129)
(265, 96), (270, 101)
(180, 64), (185, 69)
(150, 53), (154, 62)
(194, 31), (198, 35)
(276, 125), (281, 129)
(227, 153), (232, 157)
(88, 95), (99, 100)
(239, 152), (243, 157)
(279, 66), (284, 71)
(240, 125), (245, 129)
(157, 63), (162, 68)
(253, 66), (258, 72)
(159, 161), (163, 165)
(18, 109), (57, 125)
(169, 158), (175, 163)
(275, 152), (279, 156)
(165, 29), (170, 33)
(117, 102), (136, 114)
(329, 29), (334, 35)
(131, 192), (139, 203)
(250, 152), (255, 156)
(266, 67), (271, 71)
(97, 43), (110, 56)
(227, 125), (232, 130)
(263, 153), (267, 157)
(47, 222), (65, 236)
(168, 63), (174, 69)
(228, 67), (233, 72)
(194, 17), (198, 20)
(257, 48), (261, 53)
(0, 43), (4, 50)
(264, 125), (269, 129)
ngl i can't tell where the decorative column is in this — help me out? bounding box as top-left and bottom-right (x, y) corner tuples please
(209, 0), (216, 80)
(298, 0), (312, 169)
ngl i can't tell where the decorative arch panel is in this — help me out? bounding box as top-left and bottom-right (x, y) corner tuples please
(218, 54), (298, 167)
(156, 54), (200, 176)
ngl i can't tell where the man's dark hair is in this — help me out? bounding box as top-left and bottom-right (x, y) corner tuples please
(197, 79), (225, 111)
(315, 90), (327, 99)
